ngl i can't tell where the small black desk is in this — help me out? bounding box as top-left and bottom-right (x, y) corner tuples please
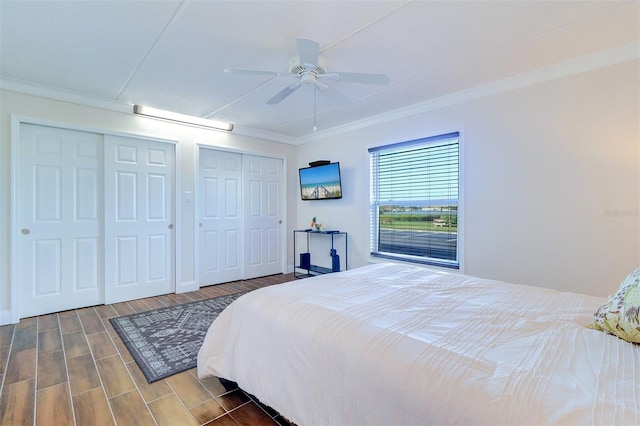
(293, 229), (348, 278)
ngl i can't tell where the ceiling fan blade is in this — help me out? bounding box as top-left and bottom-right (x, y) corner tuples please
(266, 82), (301, 104)
(322, 71), (390, 85)
(296, 38), (319, 69)
(317, 84), (350, 106)
(225, 68), (282, 77)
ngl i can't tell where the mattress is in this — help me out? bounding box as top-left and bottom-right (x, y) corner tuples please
(197, 263), (640, 425)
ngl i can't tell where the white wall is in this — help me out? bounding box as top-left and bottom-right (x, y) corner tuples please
(0, 90), (298, 322)
(297, 60), (639, 298)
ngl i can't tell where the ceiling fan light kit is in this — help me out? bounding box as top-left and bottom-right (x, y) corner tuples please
(133, 105), (233, 132)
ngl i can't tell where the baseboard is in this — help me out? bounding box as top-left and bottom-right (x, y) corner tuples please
(176, 280), (198, 294)
(0, 309), (13, 326)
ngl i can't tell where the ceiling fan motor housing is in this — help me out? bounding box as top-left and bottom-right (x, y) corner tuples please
(289, 56), (326, 80)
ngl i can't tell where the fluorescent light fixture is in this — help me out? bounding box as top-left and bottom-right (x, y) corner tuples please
(133, 105), (233, 131)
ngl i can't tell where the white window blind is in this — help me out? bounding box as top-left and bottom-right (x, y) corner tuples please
(369, 132), (460, 268)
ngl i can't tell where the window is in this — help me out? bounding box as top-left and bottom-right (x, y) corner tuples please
(369, 132), (460, 269)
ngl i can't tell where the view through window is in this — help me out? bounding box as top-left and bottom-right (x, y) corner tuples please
(369, 132), (460, 268)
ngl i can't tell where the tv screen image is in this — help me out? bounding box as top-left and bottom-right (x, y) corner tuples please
(299, 162), (342, 200)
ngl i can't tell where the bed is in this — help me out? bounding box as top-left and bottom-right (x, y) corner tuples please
(197, 263), (640, 425)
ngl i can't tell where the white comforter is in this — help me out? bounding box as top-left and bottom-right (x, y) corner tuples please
(198, 263), (640, 425)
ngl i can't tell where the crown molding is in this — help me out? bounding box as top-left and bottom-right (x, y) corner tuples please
(297, 41), (640, 145)
(0, 77), (295, 144)
(230, 125), (298, 145)
(2, 42), (638, 146)
(0, 77), (133, 114)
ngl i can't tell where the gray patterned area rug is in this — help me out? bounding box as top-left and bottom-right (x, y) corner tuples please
(110, 292), (245, 383)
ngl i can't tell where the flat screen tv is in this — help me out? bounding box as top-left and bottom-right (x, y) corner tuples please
(299, 162), (342, 200)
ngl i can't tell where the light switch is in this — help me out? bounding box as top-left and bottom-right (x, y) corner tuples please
(184, 191), (192, 202)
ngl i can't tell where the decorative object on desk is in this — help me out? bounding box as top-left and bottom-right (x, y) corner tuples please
(330, 248), (340, 272)
(300, 252), (311, 270)
(311, 216), (322, 231)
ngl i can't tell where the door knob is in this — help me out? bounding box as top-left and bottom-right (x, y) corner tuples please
(168, 224), (174, 229)
(21, 228), (30, 235)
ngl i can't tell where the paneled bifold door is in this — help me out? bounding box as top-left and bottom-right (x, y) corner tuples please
(198, 149), (282, 287)
(18, 124), (104, 318)
(104, 135), (175, 304)
(16, 124), (175, 319)
(243, 154), (283, 279)
(199, 149), (242, 285)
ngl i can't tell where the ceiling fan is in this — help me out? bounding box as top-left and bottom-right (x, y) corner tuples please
(225, 38), (390, 105)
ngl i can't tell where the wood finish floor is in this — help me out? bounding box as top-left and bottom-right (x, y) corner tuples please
(0, 274), (296, 426)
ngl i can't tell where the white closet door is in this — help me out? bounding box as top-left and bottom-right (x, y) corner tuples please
(18, 124), (103, 318)
(243, 154), (283, 279)
(104, 135), (175, 303)
(199, 149), (243, 285)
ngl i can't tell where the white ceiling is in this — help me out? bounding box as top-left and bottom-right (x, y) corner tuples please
(1, 1), (638, 144)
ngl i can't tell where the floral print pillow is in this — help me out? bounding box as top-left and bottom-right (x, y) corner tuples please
(589, 267), (640, 344)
